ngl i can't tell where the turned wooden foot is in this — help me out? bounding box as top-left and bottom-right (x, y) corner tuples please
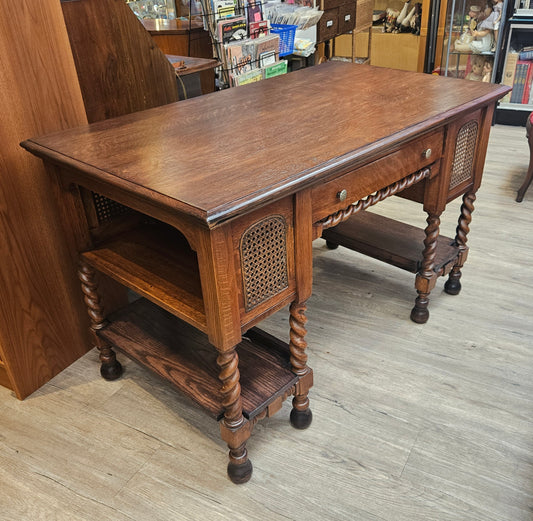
(100, 358), (123, 380)
(325, 240), (339, 250)
(227, 443), (253, 484)
(410, 294), (430, 324)
(290, 405), (313, 429)
(444, 270), (462, 295)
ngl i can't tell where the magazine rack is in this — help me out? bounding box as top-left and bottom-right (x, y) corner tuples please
(198, 0), (305, 87)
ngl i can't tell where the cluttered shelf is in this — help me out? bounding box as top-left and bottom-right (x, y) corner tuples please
(127, 0), (377, 87)
(499, 22), (533, 109)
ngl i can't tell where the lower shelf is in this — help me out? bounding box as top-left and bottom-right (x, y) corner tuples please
(321, 210), (461, 275)
(98, 298), (299, 421)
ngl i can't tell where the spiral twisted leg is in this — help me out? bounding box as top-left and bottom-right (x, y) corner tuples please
(217, 349), (244, 429)
(445, 192), (476, 295)
(411, 213), (441, 324)
(289, 302), (313, 429)
(217, 347), (252, 484)
(78, 259), (122, 380)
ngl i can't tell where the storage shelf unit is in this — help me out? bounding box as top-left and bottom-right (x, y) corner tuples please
(496, 19), (533, 125)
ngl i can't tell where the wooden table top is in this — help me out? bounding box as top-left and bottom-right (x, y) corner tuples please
(21, 62), (509, 227)
(166, 54), (219, 75)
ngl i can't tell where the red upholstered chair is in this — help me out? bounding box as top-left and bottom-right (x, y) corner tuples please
(516, 112), (533, 202)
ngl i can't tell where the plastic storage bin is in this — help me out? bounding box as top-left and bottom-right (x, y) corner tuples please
(271, 24), (297, 56)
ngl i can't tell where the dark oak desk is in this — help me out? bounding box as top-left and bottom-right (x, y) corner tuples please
(22, 62), (508, 484)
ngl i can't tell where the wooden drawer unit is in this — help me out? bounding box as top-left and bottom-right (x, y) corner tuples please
(338, 2), (356, 34)
(312, 129), (444, 223)
(317, 0), (356, 42)
(317, 8), (339, 42)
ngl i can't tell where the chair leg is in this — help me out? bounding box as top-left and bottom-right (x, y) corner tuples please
(517, 117), (533, 202)
(516, 164), (533, 202)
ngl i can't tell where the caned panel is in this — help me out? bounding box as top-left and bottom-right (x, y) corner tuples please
(92, 192), (131, 224)
(449, 120), (478, 190)
(240, 215), (289, 312)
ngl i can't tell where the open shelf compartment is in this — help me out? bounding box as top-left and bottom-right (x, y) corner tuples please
(81, 221), (207, 332)
(98, 298), (299, 421)
(321, 210), (461, 275)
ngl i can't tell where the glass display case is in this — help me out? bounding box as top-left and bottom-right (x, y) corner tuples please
(126, 0), (199, 20)
(438, 0), (507, 82)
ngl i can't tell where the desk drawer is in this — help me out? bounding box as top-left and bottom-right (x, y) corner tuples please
(312, 130), (443, 223)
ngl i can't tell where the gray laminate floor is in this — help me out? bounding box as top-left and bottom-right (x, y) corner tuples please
(1, 123), (532, 521)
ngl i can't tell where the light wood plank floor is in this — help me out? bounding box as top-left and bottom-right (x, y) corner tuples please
(1, 123), (532, 521)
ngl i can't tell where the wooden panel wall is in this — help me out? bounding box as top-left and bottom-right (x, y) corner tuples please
(0, 0), (91, 399)
(61, 0), (180, 123)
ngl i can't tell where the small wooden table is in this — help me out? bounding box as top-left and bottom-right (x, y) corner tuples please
(142, 18), (216, 95)
(166, 54), (219, 98)
(21, 62), (509, 484)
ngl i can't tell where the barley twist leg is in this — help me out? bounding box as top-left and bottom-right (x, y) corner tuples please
(78, 259), (122, 380)
(445, 192), (476, 295)
(411, 213), (441, 324)
(217, 348), (252, 484)
(289, 302), (313, 429)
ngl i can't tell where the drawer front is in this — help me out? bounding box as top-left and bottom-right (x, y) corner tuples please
(338, 3), (356, 34)
(312, 130), (443, 223)
(317, 8), (339, 42)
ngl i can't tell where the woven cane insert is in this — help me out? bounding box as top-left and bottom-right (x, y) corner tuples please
(449, 120), (478, 190)
(92, 192), (130, 224)
(241, 215), (289, 312)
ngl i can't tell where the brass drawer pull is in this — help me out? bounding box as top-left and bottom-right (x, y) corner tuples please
(337, 189), (347, 202)
(422, 148), (432, 159)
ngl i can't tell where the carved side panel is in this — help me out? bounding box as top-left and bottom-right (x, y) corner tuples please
(240, 215), (289, 312)
(449, 120), (478, 191)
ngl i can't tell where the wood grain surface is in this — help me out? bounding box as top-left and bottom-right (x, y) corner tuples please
(61, 0), (180, 123)
(1, 124), (531, 519)
(0, 0), (91, 398)
(21, 62), (509, 226)
(98, 298), (298, 420)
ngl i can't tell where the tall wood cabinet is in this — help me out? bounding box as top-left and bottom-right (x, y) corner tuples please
(0, 0), (91, 398)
